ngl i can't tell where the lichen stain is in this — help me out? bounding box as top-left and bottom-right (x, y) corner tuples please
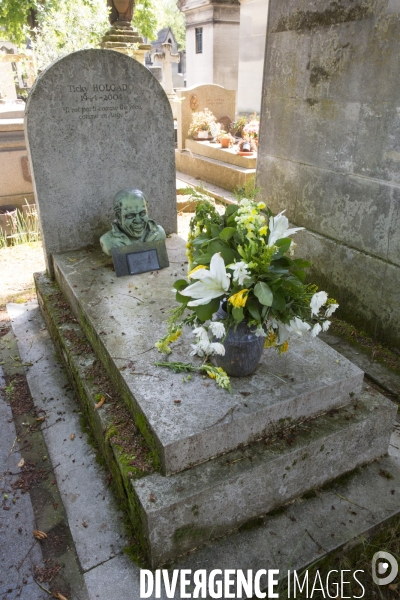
(310, 65), (331, 86)
(273, 1), (374, 33)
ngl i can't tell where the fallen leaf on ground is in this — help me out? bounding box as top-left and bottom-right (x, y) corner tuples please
(94, 396), (105, 409)
(33, 530), (47, 540)
(70, 433), (75, 441)
(149, 493), (156, 502)
(53, 593), (68, 600)
(17, 458), (24, 468)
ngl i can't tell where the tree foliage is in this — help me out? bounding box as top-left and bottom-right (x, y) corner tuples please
(32, 0), (109, 70)
(0, 0), (186, 64)
(0, 0), (41, 45)
(153, 0), (186, 48)
(133, 0), (158, 41)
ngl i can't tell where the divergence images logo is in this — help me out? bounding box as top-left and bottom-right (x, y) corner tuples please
(372, 552), (399, 586)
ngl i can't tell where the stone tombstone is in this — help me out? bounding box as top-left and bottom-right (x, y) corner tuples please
(176, 84), (236, 150)
(25, 49), (177, 276)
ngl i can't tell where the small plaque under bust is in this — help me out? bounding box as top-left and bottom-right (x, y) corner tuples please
(127, 249), (159, 275)
(111, 238), (169, 277)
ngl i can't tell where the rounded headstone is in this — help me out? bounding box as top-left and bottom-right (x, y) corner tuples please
(25, 49), (177, 275)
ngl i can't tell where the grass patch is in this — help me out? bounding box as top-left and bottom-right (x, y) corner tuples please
(330, 317), (400, 375)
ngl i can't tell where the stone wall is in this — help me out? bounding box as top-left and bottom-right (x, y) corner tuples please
(257, 0), (400, 346)
(236, 0), (269, 115)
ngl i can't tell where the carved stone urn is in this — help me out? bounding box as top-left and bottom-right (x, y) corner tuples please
(112, 0), (133, 22)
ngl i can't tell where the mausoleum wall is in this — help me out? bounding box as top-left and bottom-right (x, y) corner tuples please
(257, 0), (400, 346)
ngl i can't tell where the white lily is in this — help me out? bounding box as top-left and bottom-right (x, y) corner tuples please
(253, 324), (267, 338)
(311, 323), (322, 337)
(268, 211), (304, 247)
(322, 320), (331, 332)
(230, 261), (250, 286)
(310, 291), (328, 316)
(289, 317), (311, 336)
(270, 318), (292, 344)
(208, 342), (226, 356)
(325, 303), (339, 318)
(209, 321), (225, 339)
(180, 253), (231, 307)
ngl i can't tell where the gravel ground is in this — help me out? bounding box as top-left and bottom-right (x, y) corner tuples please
(0, 215), (194, 308)
(0, 242), (45, 307)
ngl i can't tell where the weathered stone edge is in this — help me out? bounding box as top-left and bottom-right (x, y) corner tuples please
(134, 389), (396, 566)
(34, 271), (154, 563)
(51, 258), (165, 469)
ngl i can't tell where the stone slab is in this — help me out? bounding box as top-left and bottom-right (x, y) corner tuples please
(24, 49), (177, 276)
(173, 453), (400, 593)
(5, 298), (400, 594)
(21, 283), (399, 571)
(52, 239), (364, 475)
(176, 84), (236, 151)
(185, 138), (257, 168)
(175, 149), (256, 192)
(7, 302), (129, 573)
(0, 367), (44, 596)
(133, 387), (395, 566)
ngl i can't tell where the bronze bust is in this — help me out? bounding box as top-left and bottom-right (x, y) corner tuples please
(100, 189), (166, 256)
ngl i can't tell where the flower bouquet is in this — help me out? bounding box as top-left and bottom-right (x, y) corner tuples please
(155, 195), (338, 390)
(188, 108), (217, 139)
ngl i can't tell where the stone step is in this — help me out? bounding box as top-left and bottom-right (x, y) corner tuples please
(133, 389), (395, 566)
(34, 271), (397, 569)
(175, 148), (256, 192)
(49, 239), (365, 476)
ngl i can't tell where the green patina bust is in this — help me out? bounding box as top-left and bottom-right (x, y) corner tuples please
(100, 189), (166, 256)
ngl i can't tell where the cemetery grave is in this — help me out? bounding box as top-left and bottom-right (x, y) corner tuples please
(175, 84), (256, 192)
(23, 46), (400, 586)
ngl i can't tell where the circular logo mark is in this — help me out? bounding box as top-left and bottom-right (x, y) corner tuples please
(372, 551), (398, 586)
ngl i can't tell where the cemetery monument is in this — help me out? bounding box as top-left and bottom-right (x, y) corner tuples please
(25, 46), (399, 577)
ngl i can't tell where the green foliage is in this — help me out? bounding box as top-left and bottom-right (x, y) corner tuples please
(33, 0), (110, 71)
(153, 0), (186, 48)
(0, 0), (41, 45)
(134, 0), (158, 41)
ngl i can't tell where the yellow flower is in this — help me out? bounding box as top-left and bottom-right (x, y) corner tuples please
(188, 264), (208, 278)
(257, 202), (266, 209)
(228, 289), (249, 308)
(259, 226), (268, 236)
(278, 341), (289, 354)
(264, 331), (276, 348)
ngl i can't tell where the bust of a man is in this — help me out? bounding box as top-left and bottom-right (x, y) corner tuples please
(100, 189), (166, 256)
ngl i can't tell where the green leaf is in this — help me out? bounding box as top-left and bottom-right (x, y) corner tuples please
(195, 297), (221, 322)
(293, 258), (311, 269)
(254, 282), (273, 306)
(232, 307), (244, 322)
(208, 240), (237, 264)
(192, 233), (211, 247)
(274, 238), (292, 254)
(211, 225), (221, 238)
(227, 213), (238, 226)
(195, 253), (212, 265)
(225, 204), (239, 217)
(173, 279), (188, 291)
(246, 297), (261, 321)
(267, 265), (290, 276)
(291, 269), (306, 282)
(219, 227), (236, 241)
(272, 291), (286, 311)
(176, 291), (190, 304)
